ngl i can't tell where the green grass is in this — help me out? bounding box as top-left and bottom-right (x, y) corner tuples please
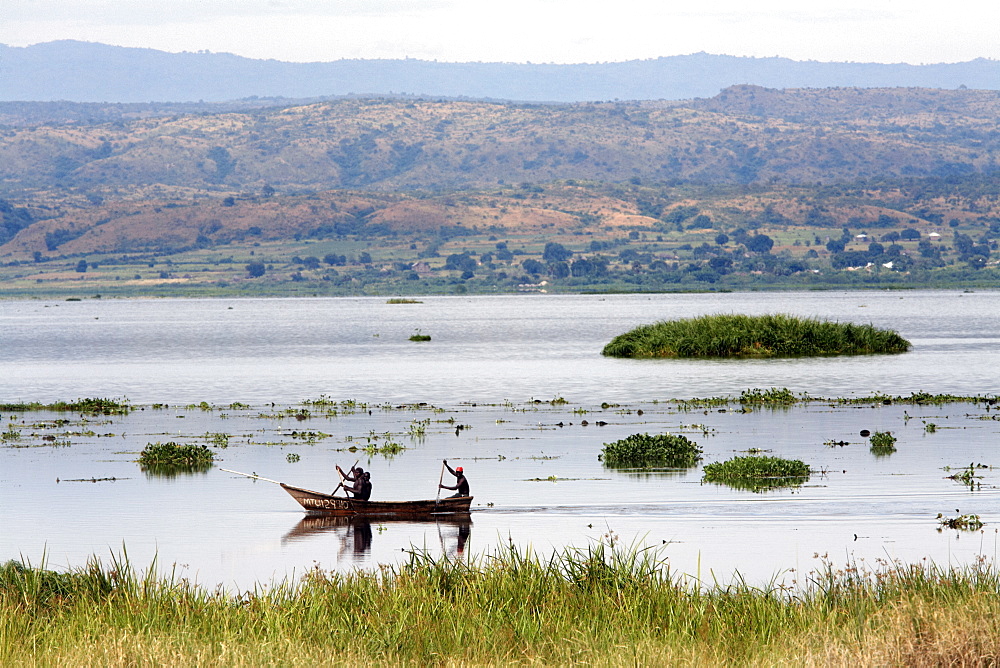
(602, 313), (911, 358)
(5, 547), (1000, 665)
(702, 455), (811, 492)
(599, 432), (703, 468)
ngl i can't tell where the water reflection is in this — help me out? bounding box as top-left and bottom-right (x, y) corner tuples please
(283, 515), (473, 561)
(141, 466), (213, 478)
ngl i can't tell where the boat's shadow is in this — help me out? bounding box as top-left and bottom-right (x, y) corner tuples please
(282, 514), (473, 560)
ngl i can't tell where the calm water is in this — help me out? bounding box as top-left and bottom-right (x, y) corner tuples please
(2, 291), (1000, 590)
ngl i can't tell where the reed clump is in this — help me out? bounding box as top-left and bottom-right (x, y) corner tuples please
(5, 548), (1000, 665)
(599, 432), (703, 468)
(702, 455), (811, 492)
(602, 313), (911, 358)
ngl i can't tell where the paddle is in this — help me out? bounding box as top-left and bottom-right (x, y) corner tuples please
(435, 460), (446, 503)
(333, 459), (360, 496)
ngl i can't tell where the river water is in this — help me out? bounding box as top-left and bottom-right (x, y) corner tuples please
(2, 291), (999, 590)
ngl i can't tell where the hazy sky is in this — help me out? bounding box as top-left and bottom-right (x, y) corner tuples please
(2, 0), (996, 65)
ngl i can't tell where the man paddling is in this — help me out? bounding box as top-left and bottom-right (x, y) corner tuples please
(337, 465), (372, 500)
(439, 459), (470, 497)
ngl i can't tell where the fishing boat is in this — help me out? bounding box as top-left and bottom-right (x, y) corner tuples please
(281, 483), (473, 517)
(221, 468), (474, 517)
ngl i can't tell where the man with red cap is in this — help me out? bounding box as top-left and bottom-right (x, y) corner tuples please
(440, 459), (470, 497)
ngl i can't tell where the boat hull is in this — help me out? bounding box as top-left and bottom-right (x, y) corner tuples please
(281, 483), (473, 517)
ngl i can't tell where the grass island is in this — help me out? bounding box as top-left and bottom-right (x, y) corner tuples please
(602, 313), (911, 359)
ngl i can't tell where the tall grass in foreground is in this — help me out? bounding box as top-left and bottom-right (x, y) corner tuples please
(602, 313), (911, 358)
(4, 545), (1000, 666)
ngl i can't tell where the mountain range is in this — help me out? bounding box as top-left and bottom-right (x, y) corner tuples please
(2, 41), (999, 104)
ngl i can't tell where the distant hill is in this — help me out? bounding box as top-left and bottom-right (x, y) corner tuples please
(2, 87), (999, 200)
(2, 41), (999, 103)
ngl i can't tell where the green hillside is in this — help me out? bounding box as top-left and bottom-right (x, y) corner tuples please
(1, 86), (999, 296)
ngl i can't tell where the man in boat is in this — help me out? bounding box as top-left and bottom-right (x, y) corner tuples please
(337, 465), (372, 501)
(439, 459), (470, 497)
(356, 471), (372, 501)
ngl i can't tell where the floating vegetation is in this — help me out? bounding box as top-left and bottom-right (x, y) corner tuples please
(1, 426), (21, 441)
(937, 513), (984, 531)
(409, 329), (431, 342)
(407, 418), (430, 437)
(352, 441), (404, 457)
(924, 421), (938, 433)
(137, 441), (214, 474)
(834, 392), (997, 406)
(205, 432), (230, 448)
(288, 430), (331, 443)
(599, 433), (702, 469)
(533, 396), (568, 406)
(678, 423), (715, 436)
(869, 431), (897, 454)
(739, 387), (798, 406)
(286, 453), (301, 463)
(702, 455), (811, 492)
(602, 314), (911, 359)
(524, 476), (600, 482)
(386, 298), (423, 304)
(0, 397), (131, 415)
(676, 390), (997, 410)
(945, 463), (989, 489)
(344, 431), (406, 457)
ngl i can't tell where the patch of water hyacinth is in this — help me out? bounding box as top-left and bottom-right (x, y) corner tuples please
(702, 455), (811, 492)
(602, 313), (911, 359)
(599, 433), (702, 468)
(869, 431), (897, 453)
(137, 441), (214, 474)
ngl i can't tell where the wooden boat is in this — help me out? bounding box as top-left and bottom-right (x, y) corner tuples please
(281, 483), (474, 517)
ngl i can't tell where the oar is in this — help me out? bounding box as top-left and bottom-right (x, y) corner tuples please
(221, 468), (283, 485)
(332, 459), (359, 496)
(435, 460), (446, 503)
